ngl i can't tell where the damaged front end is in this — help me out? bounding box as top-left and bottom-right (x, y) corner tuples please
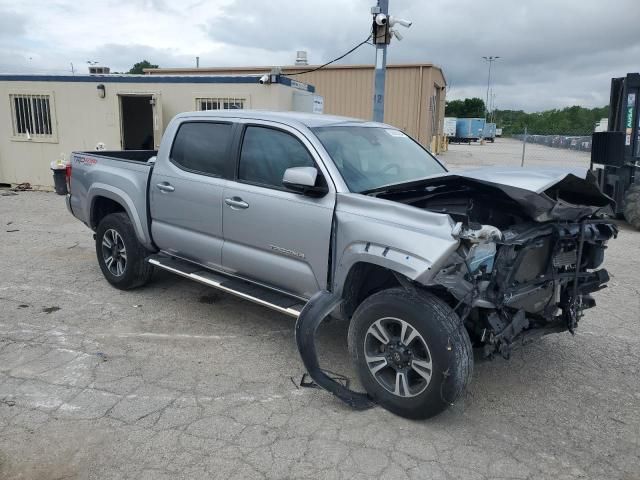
(373, 168), (618, 359)
(439, 219), (616, 358)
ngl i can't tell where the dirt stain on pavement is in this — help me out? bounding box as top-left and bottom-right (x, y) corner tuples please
(199, 294), (220, 304)
(42, 306), (61, 314)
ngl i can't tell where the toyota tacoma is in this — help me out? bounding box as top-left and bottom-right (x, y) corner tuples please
(65, 111), (617, 418)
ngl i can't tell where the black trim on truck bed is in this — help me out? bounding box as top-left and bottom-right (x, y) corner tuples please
(76, 150), (158, 163)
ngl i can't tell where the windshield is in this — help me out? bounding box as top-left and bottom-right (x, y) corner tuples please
(312, 126), (447, 192)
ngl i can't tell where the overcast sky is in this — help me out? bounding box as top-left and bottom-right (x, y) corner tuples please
(1, 0), (638, 112)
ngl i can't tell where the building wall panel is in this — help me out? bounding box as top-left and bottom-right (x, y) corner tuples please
(0, 79), (304, 187)
(147, 64), (447, 148)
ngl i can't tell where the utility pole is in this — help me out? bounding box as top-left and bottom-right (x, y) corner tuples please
(371, 1), (411, 122)
(490, 91), (496, 123)
(372, 0), (389, 123)
(521, 126), (528, 167)
(482, 56), (499, 122)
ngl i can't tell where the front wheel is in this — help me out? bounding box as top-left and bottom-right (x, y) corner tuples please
(348, 288), (473, 419)
(95, 212), (154, 290)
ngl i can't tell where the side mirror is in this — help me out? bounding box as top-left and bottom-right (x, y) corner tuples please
(282, 167), (328, 197)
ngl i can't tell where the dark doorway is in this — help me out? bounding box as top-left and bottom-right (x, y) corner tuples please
(120, 95), (154, 150)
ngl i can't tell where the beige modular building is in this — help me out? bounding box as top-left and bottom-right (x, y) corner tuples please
(0, 74), (315, 188)
(147, 63), (447, 150)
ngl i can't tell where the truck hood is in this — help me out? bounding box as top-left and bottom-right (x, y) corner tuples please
(454, 166), (594, 193)
(367, 166), (613, 223)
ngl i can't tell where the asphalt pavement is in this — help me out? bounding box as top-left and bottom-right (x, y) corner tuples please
(0, 190), (638, 480)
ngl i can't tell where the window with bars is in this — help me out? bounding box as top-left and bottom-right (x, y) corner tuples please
(10, 94), (55, 139)
(196, 97), (245, 111)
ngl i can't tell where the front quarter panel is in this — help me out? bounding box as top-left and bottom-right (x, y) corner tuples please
(333, 193), (459, 296)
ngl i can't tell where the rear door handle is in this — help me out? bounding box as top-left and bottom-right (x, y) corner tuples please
(224, 197), (249, 210)
(156, 182), (175, 193)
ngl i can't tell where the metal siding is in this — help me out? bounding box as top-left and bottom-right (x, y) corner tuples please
(385, 66), (420, 138)
(294, 68), (373, 121)
(416, 68), (432, 146)
(156, 65), (446, 146)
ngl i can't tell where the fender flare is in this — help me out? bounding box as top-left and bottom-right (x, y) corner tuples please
(87, 184), (151, 247)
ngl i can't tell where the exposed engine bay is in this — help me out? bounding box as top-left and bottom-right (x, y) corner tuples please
(371, 169), (618, 358)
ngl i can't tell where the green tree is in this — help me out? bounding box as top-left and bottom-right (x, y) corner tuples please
(493, 105), (609, 135)
(128, 60), (159, 74)
(445, 97), (486, 118)
(447, 97), (608, 134)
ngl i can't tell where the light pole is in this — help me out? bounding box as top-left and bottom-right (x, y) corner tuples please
(371, 1), (412, 122)
(482, 56), (499, 122)
(372, 0), (389, 123)
(490, 92), (497, 123)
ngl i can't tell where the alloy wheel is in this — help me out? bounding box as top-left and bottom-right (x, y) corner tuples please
(101, 228), (127, 277)
(364, 317), (433, 398)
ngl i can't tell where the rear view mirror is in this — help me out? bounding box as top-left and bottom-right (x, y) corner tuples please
(282, 167), (328, 197)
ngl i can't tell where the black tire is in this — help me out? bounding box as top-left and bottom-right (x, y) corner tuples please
(623, 184), (640, 230)
(348, 287), (473, 419)
(95, 212), (154, 290)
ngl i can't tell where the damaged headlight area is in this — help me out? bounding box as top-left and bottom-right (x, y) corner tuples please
(435, 220), (617, 359)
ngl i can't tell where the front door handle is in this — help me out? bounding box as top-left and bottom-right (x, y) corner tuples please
(224, 197), (249, 210)
(156, 182), (175, 193)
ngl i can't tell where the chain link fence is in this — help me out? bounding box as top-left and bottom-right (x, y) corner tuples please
(440, 127), (594, 171)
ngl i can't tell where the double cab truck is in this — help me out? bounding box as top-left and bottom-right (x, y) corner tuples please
(66, 111), (616, 418)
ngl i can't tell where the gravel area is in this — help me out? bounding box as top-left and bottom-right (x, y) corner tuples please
(438, 137), (591, 171)
(0, 186), (638, 479)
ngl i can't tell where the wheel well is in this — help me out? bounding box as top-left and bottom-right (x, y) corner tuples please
(340, 262), (400, 320)
(91, 197), (126, 229)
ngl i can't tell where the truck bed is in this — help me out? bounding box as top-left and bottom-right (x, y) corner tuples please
(68, 150), (156, 249)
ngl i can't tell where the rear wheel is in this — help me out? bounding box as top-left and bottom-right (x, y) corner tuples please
(623, 183), (640, 230)
(96, 212), (153, 289)
(348, 287), (473, 419)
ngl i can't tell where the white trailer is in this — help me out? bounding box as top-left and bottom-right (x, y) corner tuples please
(444, 117), (457, 137)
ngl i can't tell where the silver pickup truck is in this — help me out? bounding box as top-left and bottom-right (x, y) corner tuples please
(66, 111), (616, 419)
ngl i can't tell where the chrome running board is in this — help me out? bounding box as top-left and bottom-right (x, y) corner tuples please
(148, 254), (305, 318)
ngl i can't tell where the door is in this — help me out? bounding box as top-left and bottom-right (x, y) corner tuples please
(151, 93), (163, 149)
(150, 120), (235, 269)
(120, 94), (154, 150)
(222, 123), (335, 298)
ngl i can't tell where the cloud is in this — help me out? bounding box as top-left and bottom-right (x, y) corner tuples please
(206, 0), (371, 55)
(0, 10), (27, 37)
(0, 0), (638, 111)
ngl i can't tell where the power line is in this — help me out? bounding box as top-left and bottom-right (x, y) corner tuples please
(283, 34), (373, 76)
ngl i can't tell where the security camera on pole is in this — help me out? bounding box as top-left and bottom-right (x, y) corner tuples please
(371, 1), (412, 122)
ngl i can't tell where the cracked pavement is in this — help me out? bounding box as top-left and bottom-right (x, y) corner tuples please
(1, 192), (639, 480)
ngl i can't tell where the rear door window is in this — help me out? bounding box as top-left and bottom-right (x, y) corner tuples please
(170, 122), (233, 178)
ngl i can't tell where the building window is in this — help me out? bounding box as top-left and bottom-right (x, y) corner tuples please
(196, 97), (245, 111)
(10, 94), (56, 140)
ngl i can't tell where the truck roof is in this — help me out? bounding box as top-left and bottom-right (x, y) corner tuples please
(175, 110), (387, 129)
